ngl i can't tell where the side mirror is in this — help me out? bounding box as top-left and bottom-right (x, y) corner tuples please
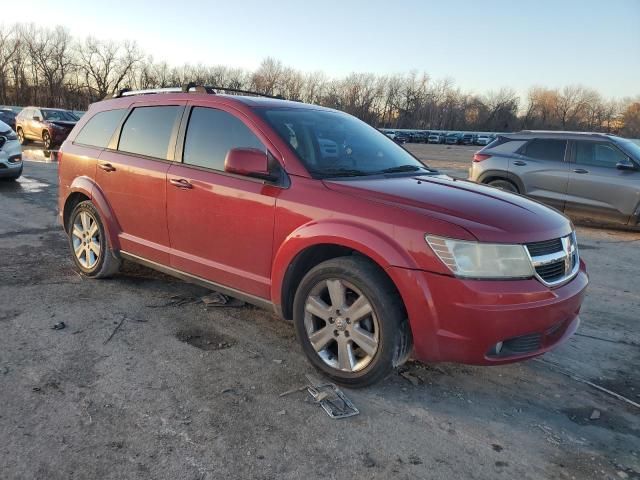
(224, 148), (275, 180)
(616, 159), (637, 171)
(33, 116), (41, 122)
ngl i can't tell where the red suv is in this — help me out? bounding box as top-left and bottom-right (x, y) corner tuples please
(16, 107), (78, 149)
(58, 86), (588, 387)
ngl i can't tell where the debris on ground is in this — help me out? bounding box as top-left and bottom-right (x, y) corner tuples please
(146, 294), (199, 308)
(103, 316), (126, 345)
(201, 292), (245, 308)
(279, 385), (308, 397)
(590, 409), (601, 420)
(305, 374), (359, 419)
(399, 370), (422, 386)
(51, 321), (66, 330)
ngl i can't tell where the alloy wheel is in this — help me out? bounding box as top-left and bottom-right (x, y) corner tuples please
(304, 278), (380, 372)
(43, 132), (51, 150)
(71, 210), (101, 269)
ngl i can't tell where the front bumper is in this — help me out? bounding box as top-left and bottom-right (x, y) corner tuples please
(0, 139), (22, 177)
(388, 260), (588, 365)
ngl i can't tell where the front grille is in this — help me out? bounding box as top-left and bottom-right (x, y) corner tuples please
(526, 238), (562, 256)
(535, 260), (566, 282)
(525, 234), (579, 287)
(502, 333), (542, 355)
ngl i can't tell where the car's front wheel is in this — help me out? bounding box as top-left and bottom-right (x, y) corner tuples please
(67, 200), (120, 278)
(293, 256), (411, 387)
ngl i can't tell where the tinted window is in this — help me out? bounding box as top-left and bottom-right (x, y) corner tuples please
(118, 106), (182, 159)
(575, 142), (628, 168)
(183, 107), (264, 171)
(523, 139), (567, 162)
(74, 109), (126, 148)
(257, 108), (427, 177)
(42, 109), (77, 121)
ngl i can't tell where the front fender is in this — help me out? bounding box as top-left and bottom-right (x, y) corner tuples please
(68, 176), (121, 250)
(270, 219), (419, 306)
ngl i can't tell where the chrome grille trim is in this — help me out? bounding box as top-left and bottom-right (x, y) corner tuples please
(525, 232), (579, 288)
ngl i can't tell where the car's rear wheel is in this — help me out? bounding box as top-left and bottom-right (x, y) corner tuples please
(68, 201), (120, 278)
(293, 256), (411, 387)
(488, 178), (519, 193)
(42, 131), (52, 150)
(17, 128), (28, 145)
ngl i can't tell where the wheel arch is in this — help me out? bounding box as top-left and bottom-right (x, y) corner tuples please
(476, 169), (524, 193)
(272, 221), (416, 320)
(64, 177), (121, 250)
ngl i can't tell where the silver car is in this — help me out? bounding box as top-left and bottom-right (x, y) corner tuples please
(469, 131), (640, 227)
(0, 120), (22, 180)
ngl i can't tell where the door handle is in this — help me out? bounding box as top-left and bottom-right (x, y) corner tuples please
(98, 162), (116, 172)
(513, 160), (527, 166)
(573, 168), (589, 174)
(169, 178), (193, 189)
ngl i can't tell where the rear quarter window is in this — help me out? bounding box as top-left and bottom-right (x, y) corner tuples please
(74, 109), (127, 148)
(521, 139), (567, 162)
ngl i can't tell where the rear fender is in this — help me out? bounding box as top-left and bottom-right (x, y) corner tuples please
(68, 176), (121, 250)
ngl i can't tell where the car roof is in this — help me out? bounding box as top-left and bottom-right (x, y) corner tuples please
(94, 92), (338, 114)
(502, 130), (619, 141)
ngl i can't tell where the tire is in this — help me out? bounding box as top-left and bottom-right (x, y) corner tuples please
(293, 256), (411, 388)
(42, 131), (52, 150)
(488, 178), (519, 193)
(17, 128), (28, 145)
(67, 200), (120, 278)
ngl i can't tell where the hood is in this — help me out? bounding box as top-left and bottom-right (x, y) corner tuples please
(323, 174), (572, 243)
(49, 121), (76, 128)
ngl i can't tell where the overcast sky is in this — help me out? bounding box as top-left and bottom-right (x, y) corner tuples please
(5, 0), (639, 99)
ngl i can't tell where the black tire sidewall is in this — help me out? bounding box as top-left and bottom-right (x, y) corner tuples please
(489, 179), (518, 193)
(67, 201), (108, 277)
(293, 257), (404, 387)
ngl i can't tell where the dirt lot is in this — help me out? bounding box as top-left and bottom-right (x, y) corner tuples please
(1, 146), (639, 480)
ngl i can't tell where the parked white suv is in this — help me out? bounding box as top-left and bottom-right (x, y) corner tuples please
(0, 120), (22, 180)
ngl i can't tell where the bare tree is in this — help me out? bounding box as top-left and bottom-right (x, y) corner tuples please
(76, 37), (142, 100)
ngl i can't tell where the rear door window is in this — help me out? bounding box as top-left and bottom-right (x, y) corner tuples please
(183, 107), (265, 171)
(74, 109), (127, 148)
(522, 139), (567, 162)
(118, 106), (182, 159)
(574, 141), (628, 168)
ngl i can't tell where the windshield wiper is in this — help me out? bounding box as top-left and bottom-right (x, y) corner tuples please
(377, 164), (432, 174)
(316, 168), (372, 178)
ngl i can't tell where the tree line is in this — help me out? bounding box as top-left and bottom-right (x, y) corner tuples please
(1, 23), (639, 137)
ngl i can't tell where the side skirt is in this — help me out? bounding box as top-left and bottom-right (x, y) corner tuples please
(119, 251), (276, 312)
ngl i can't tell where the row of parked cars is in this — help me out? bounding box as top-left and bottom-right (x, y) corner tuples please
(0, 105), (84, 180)
(0, 106), (84, 149)
(382, 129), (497, 146)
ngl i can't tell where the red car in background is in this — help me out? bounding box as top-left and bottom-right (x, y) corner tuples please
(57, 86), (588, 387)
(16, 107), (77, 149)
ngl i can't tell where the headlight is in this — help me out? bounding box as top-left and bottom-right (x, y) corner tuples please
(425, 235), (534, 279)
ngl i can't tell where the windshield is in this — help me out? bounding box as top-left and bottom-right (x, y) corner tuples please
(256, 108), (430, 178)
(42, 109), (77, 122)
(613, 137), (640, 162)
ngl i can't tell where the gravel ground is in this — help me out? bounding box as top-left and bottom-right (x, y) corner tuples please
(1, 147), (638, 480)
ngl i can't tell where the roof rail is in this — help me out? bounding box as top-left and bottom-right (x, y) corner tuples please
(108, 83), (284, 100)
